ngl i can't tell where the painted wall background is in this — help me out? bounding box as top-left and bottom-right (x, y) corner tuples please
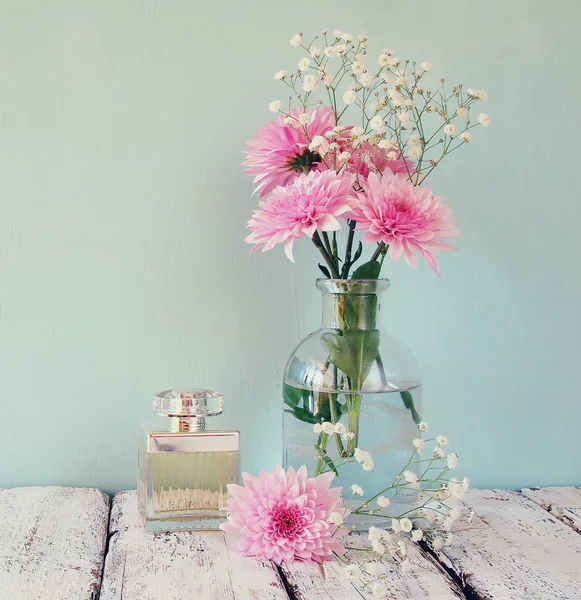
(1, 0), (579, 494)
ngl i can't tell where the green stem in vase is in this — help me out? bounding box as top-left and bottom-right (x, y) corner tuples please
(347, 392), (362, 453)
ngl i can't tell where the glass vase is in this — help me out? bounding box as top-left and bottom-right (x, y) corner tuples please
(282, 279), (422, 522)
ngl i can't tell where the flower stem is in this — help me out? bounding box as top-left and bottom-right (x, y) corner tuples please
(312, 232), (341, 278)
(341, 220), (357, 278)
(370, 241), (387, 263)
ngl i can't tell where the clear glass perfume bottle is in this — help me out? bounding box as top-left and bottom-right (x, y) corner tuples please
(138, 388), (240, 532)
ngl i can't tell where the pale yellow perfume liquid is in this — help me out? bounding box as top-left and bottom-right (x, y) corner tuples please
(149, 451), (238, 516)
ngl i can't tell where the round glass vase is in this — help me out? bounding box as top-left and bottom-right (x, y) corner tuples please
(282, 279), (422, 524)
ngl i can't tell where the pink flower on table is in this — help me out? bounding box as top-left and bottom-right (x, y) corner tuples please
(220, 464), (348, 564)
(244, 106), (336, 197)
(350, 170), (460, 275)
(245, 170), (357, 261)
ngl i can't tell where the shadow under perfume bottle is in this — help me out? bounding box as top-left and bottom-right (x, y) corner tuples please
(138, 388), (240, 532)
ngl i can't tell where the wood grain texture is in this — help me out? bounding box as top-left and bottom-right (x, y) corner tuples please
(280, 533), (464, 600)
(521, 487), (581, 534)
(433, 489), (581, 599)
(99, 491), (289, 600)
(0, 486), (109, 600)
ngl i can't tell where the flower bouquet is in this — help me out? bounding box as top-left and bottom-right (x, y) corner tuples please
(243, 28), (489, 502)
(221, 28), (488, 588)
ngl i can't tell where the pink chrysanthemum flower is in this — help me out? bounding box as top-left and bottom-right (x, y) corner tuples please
(348, 142), (415, 182)
(244, 106), (336, 197)
(220, 464), (348, 564)
(351, 170), (460, 275)
(245, 170), (357, 261)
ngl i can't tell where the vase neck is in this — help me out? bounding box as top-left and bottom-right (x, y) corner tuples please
(318, 279), (389, 331)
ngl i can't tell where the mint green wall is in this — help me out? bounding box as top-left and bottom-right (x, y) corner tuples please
(1, 0), (579, 494)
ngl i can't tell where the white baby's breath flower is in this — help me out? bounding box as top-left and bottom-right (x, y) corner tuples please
(359, 72), (373, 87)
(342, 429), (355, 439)
(456, 105), (467, 116)
(328, 512), (344, 526)
(389, 92), (405, 107)
(369, 115), (385, 131)
(378, 139), (396, 150)
(324, 74), (334, 86)
(467, 89), (488, 100)
(274, 70), (288, 80)
(354, 447), (366, 462)
(303, 74), (318, 93)
(333, 124), (345, 133)
(425, 511), (437, 524)
(382, 47), (395, 55)
(333, 29), (343, 38)
(298, 113), (311, 125)
(352, 60), (365, 75)
(313, 423), (323, 434)
(412, 438), (426, 452)
(378, 54), (390, 66)
(404, 99), (415, 108)
(398, 540), (407, 555)
(447, 453), (459, 470)
(369, 102), (381, 113)
(389, 56), (402, 66)
(434, 446), (446, 458)
(290, 33), (302, 47)
(342, 32), (354, 42)
(397, 112), (410, 123)
(357, 33), (367, 42)
(371, 540), (385, 555)
(363, 459), (374, 472)
(328, 142), (339, 152)
(309, 46), (322, 58)
(478, 112), (491, 127)
(443, 517), (454, 531)
(395, 75), (407, 85)
(298, 57), (310, 71)
(350, 126), (364, 137)
(365, 562), (382, 576)
(283, 116), (295, 125)
(386, 150), (397, 160)
(418, 422), (429, 432)
(377, 496), (391, 509)
(450, 508), (462, 522)
(334, 422), (347, 434)
(368, 526), (383, 542)
(308, 135), (326, 151)
(343, 89), (357, 104)
(433, 537), (444, 551)
(321, 421), (335, 435)
(408, 135), (421, 145)
(463, 477), (471, 492)
(344, 563), (362, 580)
(324, 46), (339, 57)
(391, 518), (401, 533)
(420, 61), (432, 71)
(444, 124), (458, 136)
(436, 435), (449, 446)
(371, 581), (387, 598)
(411, 528), (424, 542)
(399, 518), (413, 533)
(404, 470), (418, 484)
(351, 484), (364, 496)
(381, 73), (391, 83)
(408, 145), (422, 159)
(460, 131), (472, 142)
(336, 44), (348, 55)
(268, 100), (282, 113)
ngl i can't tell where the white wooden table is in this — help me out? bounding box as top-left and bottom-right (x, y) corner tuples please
(1, 486), (580, 599)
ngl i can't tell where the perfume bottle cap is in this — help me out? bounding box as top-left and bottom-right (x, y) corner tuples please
(153, 389), (224, 419)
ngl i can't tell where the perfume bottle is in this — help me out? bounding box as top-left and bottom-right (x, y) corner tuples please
(138, 388), (240, 532)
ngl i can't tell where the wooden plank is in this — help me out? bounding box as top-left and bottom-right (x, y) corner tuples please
(100, 490), (289, 600)
(280, 533), (465, 600)
(0, 486), (109, 600)
(432, 489), (581, 599)
(521, 487), (581, 534)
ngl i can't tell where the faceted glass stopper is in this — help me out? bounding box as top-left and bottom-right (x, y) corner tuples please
(153, 389), (224, 418)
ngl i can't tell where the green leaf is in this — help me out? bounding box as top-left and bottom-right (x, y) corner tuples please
(400, 390), (421, 424)
(318, 263), (331, 278)
(352, 260), (381, 280)
(322, 453), (339, 476)
(284, 408), (320, 425)
(321, 330), (380, 386)
(352, 241), (363, 264)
